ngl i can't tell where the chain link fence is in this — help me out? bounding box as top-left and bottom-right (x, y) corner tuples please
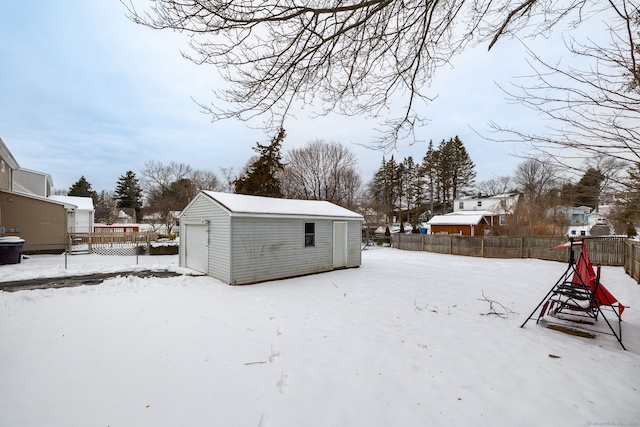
(0, 242), (179, 283)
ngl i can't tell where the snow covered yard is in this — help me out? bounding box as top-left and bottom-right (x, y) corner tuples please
(1, 247), (639, 427)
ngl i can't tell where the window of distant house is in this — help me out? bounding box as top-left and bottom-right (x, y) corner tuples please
(499, 215), (506, 226)
(458, 202), (464, 209)
(477, 201), (482, 207)
(305, 222), (315, 247)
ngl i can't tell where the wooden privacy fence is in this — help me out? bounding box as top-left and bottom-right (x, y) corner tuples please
(625, 240), (640, 283)
(392, 234), (638, 283)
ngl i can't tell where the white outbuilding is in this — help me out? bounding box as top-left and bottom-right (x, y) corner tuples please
(48, 195), (95, 233)
(179, 191), (363, 285)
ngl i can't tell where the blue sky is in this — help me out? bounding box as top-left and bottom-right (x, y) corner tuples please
(1, 0), (567, 193)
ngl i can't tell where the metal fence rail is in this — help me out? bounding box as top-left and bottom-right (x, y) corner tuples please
(0, 241), (178, 278)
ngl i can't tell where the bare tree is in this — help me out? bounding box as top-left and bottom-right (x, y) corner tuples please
(140, 161), (221, 233)
(124, 0), (598, 148)
(141, 161), (194, 197)
(508, 159), (566, 235)
(281, 140), (362, 209)
(191, 169), (221, 192)
(491, 1), (640, 167)
(476, 175), (515, 196)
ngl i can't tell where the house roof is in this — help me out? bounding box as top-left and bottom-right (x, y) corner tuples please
(0, 137), (20, 170)
(198, 191), (363, 219)
(0, 188), (67, 206)
(49, 195), (95, 211)
(427, 213), (486, 226)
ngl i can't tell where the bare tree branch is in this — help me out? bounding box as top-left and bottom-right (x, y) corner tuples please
(124, 0), (598, 149)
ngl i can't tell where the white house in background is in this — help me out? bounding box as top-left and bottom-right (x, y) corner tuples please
(179, 191), (363, 285)
(13, 168), (53, 197)
(48, 195), (95, 233)
(455, 193), (520, 215)
(454, 193), (521, 227)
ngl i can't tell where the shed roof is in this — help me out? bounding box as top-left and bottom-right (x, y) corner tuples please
(49, 195), (95, 211)
(427, 213), (486, 226)
(199, 191), (363, 219)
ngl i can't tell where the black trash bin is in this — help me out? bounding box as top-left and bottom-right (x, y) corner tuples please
(0, 236), (25, 265)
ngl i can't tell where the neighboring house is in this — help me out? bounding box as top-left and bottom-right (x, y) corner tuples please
(454, 193), (521, 227)
(13, 168), (53, 197)
(49, 195), (95, 233)
(0, 137), (19, 193)
(116, 208), (137, 224)
(179, 191), (363, 285)
(427, 193), (521, 236)
(551, 205), (591, 226)
(427, 211), (492, 236)
(0, 189), (68, 251)
(0, 137), (68, 251)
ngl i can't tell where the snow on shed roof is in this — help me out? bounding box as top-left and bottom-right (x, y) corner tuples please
(49, 195), (95, 211)
(201, 191), (362, 219)
(427, 213), (485, 226)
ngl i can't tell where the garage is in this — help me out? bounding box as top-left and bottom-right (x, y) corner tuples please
(179, 191), (363, 285)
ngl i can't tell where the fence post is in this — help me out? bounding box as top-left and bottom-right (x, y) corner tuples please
(64, 243), (68, 270)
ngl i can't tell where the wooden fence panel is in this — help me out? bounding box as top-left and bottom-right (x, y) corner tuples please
(585, 237), (626, 266)
(625, 240), (640, 283)
(421, 234), (452, 254)
(391, 233), (638, 284)
(522, 237), (566, 262)
(68, 232), (158, 253)
(482, 237), (523, 259)
(452, 236), (483, 257)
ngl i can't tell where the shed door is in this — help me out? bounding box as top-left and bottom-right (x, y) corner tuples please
(185, 224), (208, 274)
(333, 222), (348, 269)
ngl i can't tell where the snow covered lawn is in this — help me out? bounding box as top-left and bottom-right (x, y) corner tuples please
(1, 247), (639, 426)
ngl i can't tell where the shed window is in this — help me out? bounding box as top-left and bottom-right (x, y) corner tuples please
(477, 201), (482, 207)
(458, 202), (464, 209)
(305, 222), (315, 247)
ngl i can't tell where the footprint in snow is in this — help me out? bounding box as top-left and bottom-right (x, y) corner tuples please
(277, 372), (290, 395)
(258, 413), (273, 427)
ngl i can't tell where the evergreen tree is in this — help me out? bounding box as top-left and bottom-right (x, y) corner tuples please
(447, 136), (476, 201)
(574, 168), (605, 210)
(428, 136), (476, 213)
(235, 128), (286, 197)
(370, 156), (400, 223)
(115, 171), (143, 216)
(421, 140), (439, 216)
(401, 156), (424, 230)
(68, 176), (97, 202)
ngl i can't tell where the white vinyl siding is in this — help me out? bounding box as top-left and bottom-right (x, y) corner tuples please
(230, 217), (335, 285)
(180, 194), (231, 283)
(180, 191), (363, 285)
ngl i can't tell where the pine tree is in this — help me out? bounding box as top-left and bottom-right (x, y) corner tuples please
(448, 135), (476, 201)
(115, 171), (143, 216)
(371, 156), (400, 223)
(235, 128), (286, 197)
(68, 176), (97, 201)
(574, 168), (605, 210)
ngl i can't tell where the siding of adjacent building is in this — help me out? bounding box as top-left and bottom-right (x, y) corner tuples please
(0, 190), (67, 250)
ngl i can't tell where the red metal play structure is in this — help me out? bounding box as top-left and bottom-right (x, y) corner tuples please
(521, 238), (626, 350)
